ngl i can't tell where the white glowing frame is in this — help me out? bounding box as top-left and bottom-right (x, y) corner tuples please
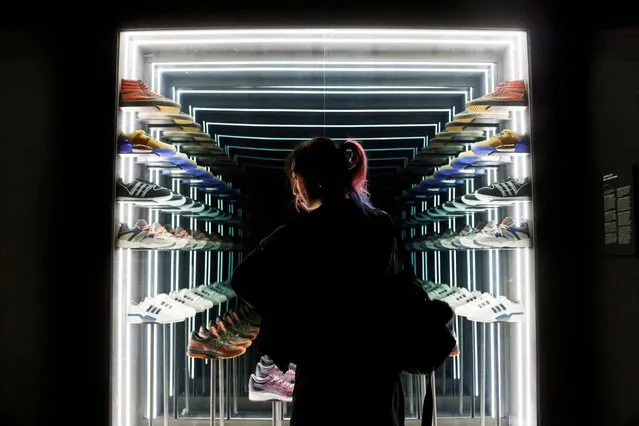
(114, 28), (535, 426)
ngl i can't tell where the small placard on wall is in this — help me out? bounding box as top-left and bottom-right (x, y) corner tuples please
(602, 166), (636, 255)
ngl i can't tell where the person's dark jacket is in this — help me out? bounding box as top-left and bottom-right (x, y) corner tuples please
(231, 198), (403, 369)
(229, 198), (452, 426)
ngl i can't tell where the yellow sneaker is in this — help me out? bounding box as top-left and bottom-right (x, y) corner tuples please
(124, 130), (177, 157)
(470, 130), (524, 156)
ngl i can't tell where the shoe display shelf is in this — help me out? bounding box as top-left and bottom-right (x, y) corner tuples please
(396, 80), (532, 426)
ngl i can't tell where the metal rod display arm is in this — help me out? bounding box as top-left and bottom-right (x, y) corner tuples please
(272, 401), (283, 426)
(210, 359), (217, 426)
(148, 325), (154, 426)
(163, 325), (169, 426)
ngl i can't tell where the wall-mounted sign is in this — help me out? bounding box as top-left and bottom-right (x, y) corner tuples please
(603, 166), (636, 255)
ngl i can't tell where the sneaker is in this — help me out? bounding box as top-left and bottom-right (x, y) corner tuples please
(474, 177), (531, 202)
(181, 288), (214, 310)
(472, 217), (532, 249)
(255, 362), (296, 384)
(137, 112), (201, 131)
(209, 282), (236, 299)
(119, 130), (177, 157)
(466, 296), (524, 323)
(465, 80), (528, 112)
(189, 229), (210, 250)
(161, 130), (216, 144)
(162, 193), (188, 207)
(445, 290), (482, 310)
(116, 178), (174, 204)
(248, 374), (294, 403)
(192, 230), (217, 250)
(192, 285), (227, 304)
(127, 296), (184, 324)
(150, 222), (179, 248)
(237, 305), (261, 327)
(169, 290), (207, 313)
(450, 150), (484, 169)
(470, 130), (527, 156)
(167, 152), (198, 171)
(460, 193), (494, 206)
(458, 221), (492, 249)
(116, 221), (175, 249)
(187, 330), (246, 359)
(119, 79), (181, 111)
(154, 293), (196, 318)
(115, 222), (150, 249)
(428, 284), (458, 300)
(208, 320), (252, 347)
(171, 226), (199, 250)
(222, 313), (259, 340)
(438, 229), (457, 250)
(451, 225), (475, 249)
(444, 111), (509, 132)
(434, 130), (485, 141)
(455, 292), (498, 318)
(441, 287), (472, 308)
(134, 219), (176, 249)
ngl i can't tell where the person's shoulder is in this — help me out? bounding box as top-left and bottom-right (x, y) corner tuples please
(365, 207), (395, 227)
(258, 216), (305, 248)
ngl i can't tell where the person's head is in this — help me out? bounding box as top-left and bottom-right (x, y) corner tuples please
(285, 137), (371, 211)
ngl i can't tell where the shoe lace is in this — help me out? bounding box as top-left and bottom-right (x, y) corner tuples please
(269, 375), (293, 391)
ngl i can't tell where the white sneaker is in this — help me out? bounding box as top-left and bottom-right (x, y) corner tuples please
(455, 292), (496, 317)
(180, 288), (214, 310)
(134, 219), (176, 249)
(127, 297), (183, 324)
(442, 288), (476, 309)
(169, 290), (207, 313)
(195, 285), (227, 304)
(150, 222), (179, 249)
(466, 296), (524, 323)
(473, 217), (532, 249)
(155, 293), (196, 318)
(429, 285), (458, 300)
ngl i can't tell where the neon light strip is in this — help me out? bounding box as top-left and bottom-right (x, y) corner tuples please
(217, 134), (428, 142)
(194, 107), (452, 113)
(179, 88), (471, 95)
(154, 61), (494, 67)
(132, 38), (514, 46)
(204, 121), (440, 129)
(125, 28), (524, 37)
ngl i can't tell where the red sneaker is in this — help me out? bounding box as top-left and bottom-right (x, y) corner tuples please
(466, 80), (528, 112)
(119, 79), (181, 111)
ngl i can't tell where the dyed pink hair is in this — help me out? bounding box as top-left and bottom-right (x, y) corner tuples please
(285, 137), (371, 211)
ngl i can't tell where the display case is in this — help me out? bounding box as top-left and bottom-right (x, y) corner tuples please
(111, 28), (536, 426)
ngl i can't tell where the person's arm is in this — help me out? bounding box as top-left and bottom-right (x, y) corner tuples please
(229, 224), (293, 310)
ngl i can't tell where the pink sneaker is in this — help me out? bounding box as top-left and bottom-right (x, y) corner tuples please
(248, 374), (294, 402)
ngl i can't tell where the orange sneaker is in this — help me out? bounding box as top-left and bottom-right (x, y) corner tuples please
(466, 80), (528, 112)
(470, 129), (527, 155)
(121, 130), (177, 157)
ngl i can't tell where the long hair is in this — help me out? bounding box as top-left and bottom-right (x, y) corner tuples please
(284, 137), (372, 211)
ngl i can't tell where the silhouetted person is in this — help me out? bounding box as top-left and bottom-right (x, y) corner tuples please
(230, 137), (409, 425)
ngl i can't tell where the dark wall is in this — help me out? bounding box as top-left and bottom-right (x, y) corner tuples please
(589, 30), (639, 426)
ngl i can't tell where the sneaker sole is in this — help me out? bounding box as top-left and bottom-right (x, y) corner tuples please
(474, 192), (531, 202)
(466, 100), (528, 113)
(187, 347), (245, 359)
(117, 194), (174, 203)
(120, 98), (181, 109)
(248, 388), (292, 403)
